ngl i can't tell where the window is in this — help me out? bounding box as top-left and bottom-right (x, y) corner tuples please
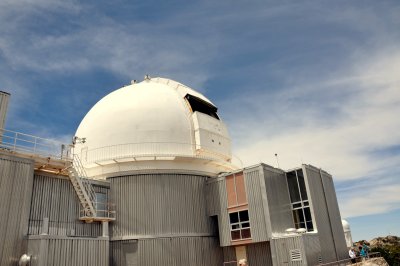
(286, 169), (314, 232)
(229, 210), (251, 240)
(95, 192), (107, 216)
(185, 94), (219, 119)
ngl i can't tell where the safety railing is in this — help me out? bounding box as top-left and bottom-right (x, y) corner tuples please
(72, 154), (96, 206)
(0, 128), (70, 159)
(80, 142), (233, 165)
(80, 201), (116, 220)
(317, 252), (381, 266)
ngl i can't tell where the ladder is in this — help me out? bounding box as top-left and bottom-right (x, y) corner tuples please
(67, 154), (97, 219)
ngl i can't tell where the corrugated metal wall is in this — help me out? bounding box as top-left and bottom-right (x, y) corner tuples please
(272, 236), (307, 266)
(206, 177), (231, 246)
(303, 165), (337, 263)
(244, 166), (270, 242)
(0, 153), (34, 266)
(261, 164), (294, 235)
(111, 237), (222, 266)
(302, 234), (321, 266)
(110, 174), (213, 238)
(320, 171), (348, 260)
(222, 246), (236, 263)
(246, 242), (273, 266)
(110, 173), (224, 265)
(27, 236), (109, 266)
(28, 173), (108, 237)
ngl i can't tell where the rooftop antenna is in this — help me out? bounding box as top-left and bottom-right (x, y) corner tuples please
(275, 153), (280, 169)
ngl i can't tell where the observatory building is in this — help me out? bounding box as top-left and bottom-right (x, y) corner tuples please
(0, 78), (348, 266)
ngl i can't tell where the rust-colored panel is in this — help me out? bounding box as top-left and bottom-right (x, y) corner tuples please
(235, 172), (247, 205)
(226, 175), (237, 207)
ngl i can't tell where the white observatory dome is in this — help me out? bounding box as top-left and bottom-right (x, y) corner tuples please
(341, 219), (350, 232)
(75, 77), (236, 179)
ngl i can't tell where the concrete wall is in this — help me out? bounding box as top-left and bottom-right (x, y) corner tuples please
(28, 173), (108, 237)
(27, 236), (109, 266)
(0, 152), (34, 266)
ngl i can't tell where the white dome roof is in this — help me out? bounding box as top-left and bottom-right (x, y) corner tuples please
(75, 77), (235, 179)
(342, 219), (350, 232)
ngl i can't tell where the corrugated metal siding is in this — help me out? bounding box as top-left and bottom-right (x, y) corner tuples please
(27, 237), (108, 266)
(111, 237), (223, 266)
(222, 246), (236, 262)
(205, 177), (231, 247)
(110, 174), (213, 238)
(302, 234), (321, 266)
(320, 171), (348, 260)
(0, 153), (34, 266)
(272, 236), (307, 266)
(246, 242), (273, 266)
(244, 166), (270, 242)
(262, 165), (294, 235)
(28, 173), (107, 237)
(303, 165), (337, 263)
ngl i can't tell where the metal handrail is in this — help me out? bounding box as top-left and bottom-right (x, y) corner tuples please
(80, 142), (234, 165)
(317, 252), (381, 266)
(0, 128), (70, 159)
(79, 202), (116, 219)
(72, 154), (96, 208)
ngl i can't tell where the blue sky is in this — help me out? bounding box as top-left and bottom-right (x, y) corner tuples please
(1, 1), (399, 241)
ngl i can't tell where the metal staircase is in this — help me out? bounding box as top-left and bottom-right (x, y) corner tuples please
(67, 154), (97, 220)
(67, 154), (115, 222)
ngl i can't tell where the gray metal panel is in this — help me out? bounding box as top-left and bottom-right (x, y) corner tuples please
(303, 165), (337, 263)
(261, 164), (294, 235)
(0, 153), (34, 266)
(246, 242), (273, 266)
(110, 174), (214, 238)
(302, 234), (321, 266)
(111, 237), (223, 266)
(320, 171), (348, 260)
(28, 173), (106, 237)
(222, 246), (236, 262)
(244, 166), (270, 242)
(272, 236), (307, 266)
(205, 177), (231, 246)
(27, 236), (108, 266)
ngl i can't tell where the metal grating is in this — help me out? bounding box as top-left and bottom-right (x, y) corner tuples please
(290, 249), (302, 261)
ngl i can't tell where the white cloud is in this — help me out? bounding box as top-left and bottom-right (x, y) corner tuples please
(340, 184), (400, 218)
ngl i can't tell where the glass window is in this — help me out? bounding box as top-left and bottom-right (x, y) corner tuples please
(239, 210), (249, 222)
(229, 212), (239, 223)
(287, 171), (301, 202)
(287, 169), (314, 232)
(229, 210), (251, 240)
(297, 170), (308, 200)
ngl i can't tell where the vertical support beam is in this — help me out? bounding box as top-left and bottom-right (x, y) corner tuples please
(41, 217), (49, 235)
(102, 221), (109, 237)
